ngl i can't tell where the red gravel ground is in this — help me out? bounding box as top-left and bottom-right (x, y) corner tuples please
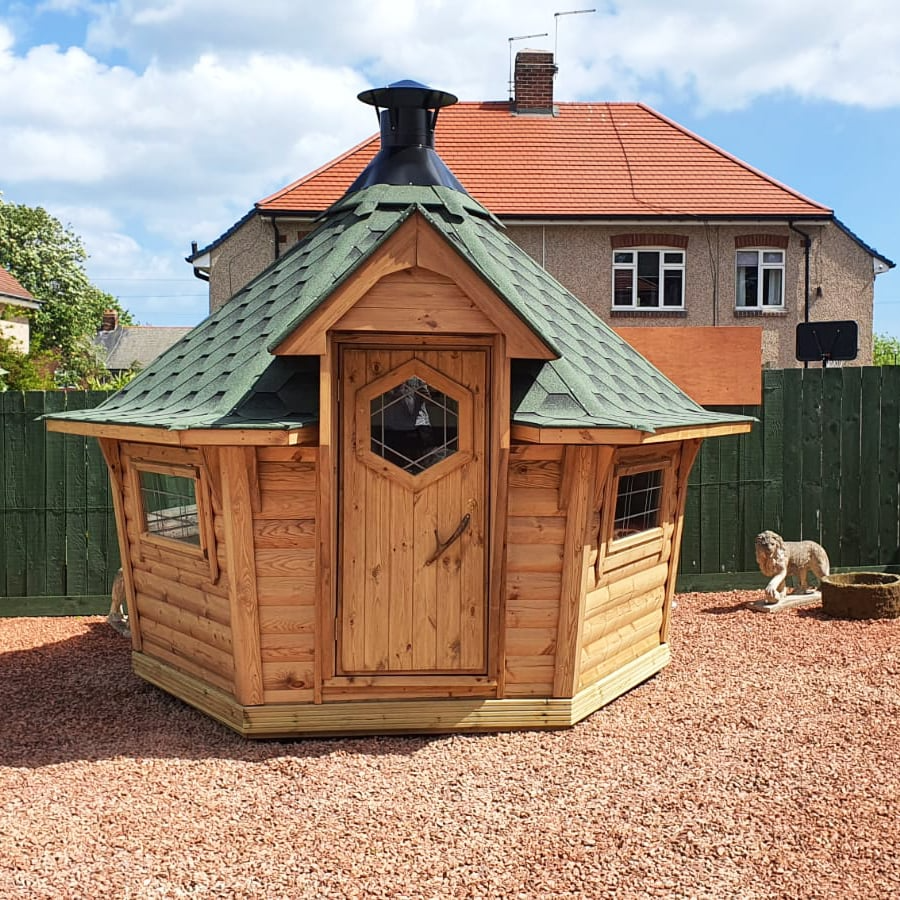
(1, 590), (898, 899)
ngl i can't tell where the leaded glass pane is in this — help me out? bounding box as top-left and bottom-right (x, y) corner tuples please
(370, 377), (459, 474)
(613, 469), (663, 539)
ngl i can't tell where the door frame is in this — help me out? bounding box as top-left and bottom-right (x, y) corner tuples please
(318, 332), (509, 700)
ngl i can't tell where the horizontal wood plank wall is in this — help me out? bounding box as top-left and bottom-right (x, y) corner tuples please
(119, 442), (235, 695)
(503, 444), (565, 696)
(254, 446), (317, 703)
(331, 267), (499, 336)
(578, 444), (682, 691)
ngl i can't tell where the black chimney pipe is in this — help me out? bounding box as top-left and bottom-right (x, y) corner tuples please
(345, 79), (467, 194)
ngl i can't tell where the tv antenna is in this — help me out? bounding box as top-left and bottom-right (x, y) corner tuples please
(508, 32), (549, 100)
(554, 8), (596, 59)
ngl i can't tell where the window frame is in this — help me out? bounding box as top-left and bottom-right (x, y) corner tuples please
(735, 248), (785, 309)
(612, 248), (686, 310)
(597, 448), (679, 574)
(129, 458), (217, 576)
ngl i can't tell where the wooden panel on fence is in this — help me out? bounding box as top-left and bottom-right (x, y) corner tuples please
(859, 367), (883, 566)
(44, 393), (69, 596)
(86, 392), (114, 593)
(24, 394), (48, 597)
(698, 437), (721, 575)
(780, 369), (803, 542)
(820, 369), (845, 561)
(2, 393), (28, 596)
(838, 368), (863, 566)
(800, 371), (824, 543)
(612, 326), (762, 405)
(739, 398), (765, 570)
(761, 370), (784, 535)
(717, 432), (741, 573)
(63, 391), (90, 594)
(680, 452), (702, 575)
(878, 366), (900, 564)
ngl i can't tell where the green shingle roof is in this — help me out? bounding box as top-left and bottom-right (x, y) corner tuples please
(48, 184), (749, 435)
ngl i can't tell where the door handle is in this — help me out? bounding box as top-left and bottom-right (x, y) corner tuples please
(424, 513), (471, 566)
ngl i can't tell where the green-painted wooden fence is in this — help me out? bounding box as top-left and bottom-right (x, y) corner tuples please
(2, 371), (900, 612)
(679, 366), (900, 588)
(0, 391), (119, 614)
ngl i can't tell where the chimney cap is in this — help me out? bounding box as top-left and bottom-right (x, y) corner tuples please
(358, 79), (457, 111)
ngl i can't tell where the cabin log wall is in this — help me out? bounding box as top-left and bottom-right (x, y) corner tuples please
(253, 446), (318, 703)
(117, 442), (235, 695)
(503, 444), (565, 696)
(578, 442), (684, 691)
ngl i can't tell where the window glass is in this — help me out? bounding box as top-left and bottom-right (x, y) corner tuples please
(614, 251), (633, 264)
(613, 269), (634, 306)
(613, 469), (663, 540)
(663, 270), (683, 306)
(139, 470), (200, 545)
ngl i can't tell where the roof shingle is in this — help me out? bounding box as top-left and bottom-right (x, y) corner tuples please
(50, 185), (748, 436)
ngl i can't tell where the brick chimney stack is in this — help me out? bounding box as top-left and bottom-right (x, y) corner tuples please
(514, 50), (557, 115)
(100, 309), (119, 332)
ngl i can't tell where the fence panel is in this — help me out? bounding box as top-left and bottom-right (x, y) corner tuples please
(0, 391), (118, 607)
(679, 366), (900, 580)
(2, 375), (899, 607)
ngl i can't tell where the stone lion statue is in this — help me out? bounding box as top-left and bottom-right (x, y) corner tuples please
(755, 531), (830, 603)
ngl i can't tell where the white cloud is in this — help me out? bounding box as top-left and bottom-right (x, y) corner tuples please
(2, 0), (900, 324)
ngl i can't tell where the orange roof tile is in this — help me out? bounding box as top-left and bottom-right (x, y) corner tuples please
(258, 102), (830, 219)
(0, 265), (36, 303)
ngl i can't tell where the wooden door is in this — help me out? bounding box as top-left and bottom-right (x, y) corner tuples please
(338, 346), (488, 675)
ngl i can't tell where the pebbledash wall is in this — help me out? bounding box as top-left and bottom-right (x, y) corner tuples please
(206, 218), (875, 368)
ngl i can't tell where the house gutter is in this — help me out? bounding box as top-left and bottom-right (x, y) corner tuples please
(189, 241), (209, 282)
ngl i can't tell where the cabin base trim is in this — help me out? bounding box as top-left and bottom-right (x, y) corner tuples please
(132, 644), (670, 738)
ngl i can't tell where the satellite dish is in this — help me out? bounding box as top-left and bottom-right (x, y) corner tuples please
(796, 321), (858, 366)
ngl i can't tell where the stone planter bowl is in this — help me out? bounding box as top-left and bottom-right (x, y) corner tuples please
(820, 572), (900, 620)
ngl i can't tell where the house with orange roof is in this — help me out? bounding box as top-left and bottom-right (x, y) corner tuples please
(189, 51), (893, 370)
(0, 263), (40, 353)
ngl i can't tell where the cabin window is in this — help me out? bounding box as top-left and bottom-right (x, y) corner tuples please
(138, 469), (201, 546)
(735, 249), (784, 308)
(612, 250), (684, 309)
(613, 468), (664, 540)
(370, 376), (459, 474)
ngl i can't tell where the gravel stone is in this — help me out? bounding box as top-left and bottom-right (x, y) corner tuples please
(1, 590), (898, 899)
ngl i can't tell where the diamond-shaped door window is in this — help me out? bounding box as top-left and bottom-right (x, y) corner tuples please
(370, 377), (459, 475)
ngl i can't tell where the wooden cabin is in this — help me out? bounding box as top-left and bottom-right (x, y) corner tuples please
(47, 82), (751, 737)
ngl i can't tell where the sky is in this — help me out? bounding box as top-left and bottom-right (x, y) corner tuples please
(1, 0), (900, 337)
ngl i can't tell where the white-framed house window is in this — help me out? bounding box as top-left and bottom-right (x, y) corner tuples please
(736, 249), (785, 308)
(612, 249), (685, 309)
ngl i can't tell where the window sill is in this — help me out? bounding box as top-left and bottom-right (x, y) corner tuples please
(610, 308), (687, 318)
(734, 307), (787, 317)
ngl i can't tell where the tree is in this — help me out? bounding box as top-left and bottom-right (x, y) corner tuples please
(0, 196), (133, 385)
(874, 333), (900, 366)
